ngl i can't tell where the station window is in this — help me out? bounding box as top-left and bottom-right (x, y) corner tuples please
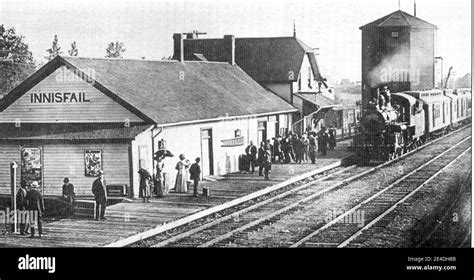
(391, 31), (399, 37)
(307, 67), (312, 89)
(298, 72), (302, 91)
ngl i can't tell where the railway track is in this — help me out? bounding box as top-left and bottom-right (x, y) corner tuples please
(415, 166), (472, 248)
(140, 125), (471, 247)
(290, 136), (471, 248)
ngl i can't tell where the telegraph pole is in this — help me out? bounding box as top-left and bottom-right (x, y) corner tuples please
(10, 161), (18, 233)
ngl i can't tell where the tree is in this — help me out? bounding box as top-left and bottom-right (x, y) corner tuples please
(68, 41), (78, 56)
(0, 24), (36, 96)
(105, 41), (125, 58)
(45, 35), (62, 60)
(456, 73), (471, 88)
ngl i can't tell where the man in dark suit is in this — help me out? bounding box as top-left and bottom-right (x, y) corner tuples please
(62, 177), (75, 216)
(189, 158), (201, 197)
(91, 170), (107, 220)
(257, 142), (266, 176)
(26, 181), (45, 238)
(263, 149), (272, 180)
(16, 180), (29, 235)
(245, 141), (258, 174)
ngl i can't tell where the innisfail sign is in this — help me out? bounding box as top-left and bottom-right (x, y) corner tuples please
(30, 92), (91, 103)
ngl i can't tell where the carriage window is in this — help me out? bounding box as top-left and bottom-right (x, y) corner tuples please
(457, 100), (460, 118)
(391, 31), (399, 37)
(432, 104), (435, 125)
(442, 103), (445, 123)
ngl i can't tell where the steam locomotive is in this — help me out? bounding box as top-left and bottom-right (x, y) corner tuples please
(353, 86), (471, 163)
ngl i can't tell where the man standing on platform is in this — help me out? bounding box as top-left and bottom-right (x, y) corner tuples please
(245, 141), (258, 174)
(319, 126), (328, 157)
(189, 158), (201, 197)
(26, 181), (45, 238)
(91, 170), (107, 220)
(308, 132), (317, 164)
(263, 149), (272, 180)
(257, 142), (266, 176)
(16, 180), (29, 235)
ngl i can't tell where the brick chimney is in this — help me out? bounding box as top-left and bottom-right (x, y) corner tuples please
(173, 33), (184, 62)
(223, 35), (235, 65)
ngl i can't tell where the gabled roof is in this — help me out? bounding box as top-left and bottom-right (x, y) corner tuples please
(294, 92), (340, 108)
(183, 36), (324, 83)
(0, 56), (297, 125)
(360, 10), (437, 29)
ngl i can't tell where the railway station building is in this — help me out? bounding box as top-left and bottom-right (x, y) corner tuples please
(174, 33), (339, 133)
(0, 55), (296, 198)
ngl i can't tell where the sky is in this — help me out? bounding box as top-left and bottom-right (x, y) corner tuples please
(0, 0), (471, 83)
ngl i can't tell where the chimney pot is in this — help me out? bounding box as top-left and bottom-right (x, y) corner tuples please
(223, 35), (235, 65)
(173, 33), (184, 62)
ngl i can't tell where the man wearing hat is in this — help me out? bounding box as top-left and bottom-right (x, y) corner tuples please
(25, 181), (45, 238)
(91, 170), (107, 220)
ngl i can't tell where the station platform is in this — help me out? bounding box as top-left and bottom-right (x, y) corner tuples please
(0, 139), (354, 247)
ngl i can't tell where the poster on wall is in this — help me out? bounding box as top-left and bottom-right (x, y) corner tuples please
(20, 147), (43, 190)
(84, 150), (102, 177)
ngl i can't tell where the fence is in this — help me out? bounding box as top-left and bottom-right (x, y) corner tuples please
(335, 125), (360, 142)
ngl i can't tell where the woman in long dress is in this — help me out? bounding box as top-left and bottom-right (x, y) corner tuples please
(155, 157), (164, 197)
(138, 168), (152, 202)
(174, 154), (191, 193)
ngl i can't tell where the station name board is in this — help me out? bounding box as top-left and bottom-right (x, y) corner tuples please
(30, 92), (91, 103)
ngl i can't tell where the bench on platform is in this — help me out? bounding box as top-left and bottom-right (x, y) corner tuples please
(74, 200), (96, 219)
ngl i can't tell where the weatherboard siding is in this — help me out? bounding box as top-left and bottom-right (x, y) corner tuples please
(42, 143), (130, 196)
(0, 143), (130, 196)
(0, 145), (21, 194)
(0, 66), (143, 124)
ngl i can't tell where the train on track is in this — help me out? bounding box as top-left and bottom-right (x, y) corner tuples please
(354, 87), (471, 163)
(354, 10), (472, 163)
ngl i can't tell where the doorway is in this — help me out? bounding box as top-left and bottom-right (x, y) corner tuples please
(200, 129), (214, 176)
(257, 121), (267, 145)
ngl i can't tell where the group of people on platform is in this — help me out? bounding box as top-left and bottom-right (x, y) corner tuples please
(242, 126), (337, 171)
(244, 140), (272, 179)
(140, 154), (202, 201)
(8, 180), (46, 238)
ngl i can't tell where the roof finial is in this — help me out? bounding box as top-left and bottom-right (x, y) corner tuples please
(293, 20), (296, 37)
(398, 0), (400, 10)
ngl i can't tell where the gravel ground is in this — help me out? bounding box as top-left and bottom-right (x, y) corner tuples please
(358, 150), (472, 248)
(221, 128), (471, 247)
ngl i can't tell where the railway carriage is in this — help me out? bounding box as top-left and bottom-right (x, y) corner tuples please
(404, 90), (452, 137)
(445, 88), (472, 127)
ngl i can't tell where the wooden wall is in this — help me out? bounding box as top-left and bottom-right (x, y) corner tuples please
(0, 143), (131, 196)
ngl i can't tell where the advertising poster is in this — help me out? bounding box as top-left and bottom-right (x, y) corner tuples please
(84, 150), (102, 177)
